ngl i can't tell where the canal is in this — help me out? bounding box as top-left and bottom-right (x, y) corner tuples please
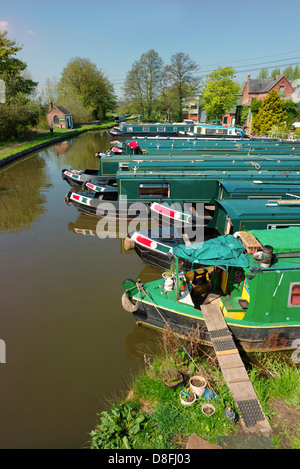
(0, 131), (161, 449)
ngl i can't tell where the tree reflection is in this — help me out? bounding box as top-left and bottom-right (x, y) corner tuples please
(0, 155), (49, 233)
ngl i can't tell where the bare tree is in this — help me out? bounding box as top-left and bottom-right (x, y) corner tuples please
(164, 52), (200, 121)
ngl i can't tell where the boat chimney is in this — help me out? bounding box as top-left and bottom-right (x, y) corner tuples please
(259, 245), (273, 268)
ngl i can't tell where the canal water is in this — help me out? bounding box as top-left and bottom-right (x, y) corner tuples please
(0, 131), (162, 449)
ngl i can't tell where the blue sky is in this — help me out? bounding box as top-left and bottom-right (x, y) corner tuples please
(1, 0), (300, 98)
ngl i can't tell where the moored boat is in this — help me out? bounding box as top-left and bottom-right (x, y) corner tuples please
(122, 227), (300, 351)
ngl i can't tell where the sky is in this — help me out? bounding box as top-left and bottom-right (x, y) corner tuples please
(1, 0), (300, 99)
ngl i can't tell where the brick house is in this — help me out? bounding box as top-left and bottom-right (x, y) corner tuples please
(241, 74), (294, 128)
(47, 101), (73, 129)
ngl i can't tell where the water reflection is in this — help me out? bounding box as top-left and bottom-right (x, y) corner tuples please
(125, 325), (161, 361)
(0, 155), (50, 233)
(0, 131), (147, 449)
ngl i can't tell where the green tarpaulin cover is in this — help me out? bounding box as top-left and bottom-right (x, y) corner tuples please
(172, 235), (249, 268)
(249, 226), (300, 254)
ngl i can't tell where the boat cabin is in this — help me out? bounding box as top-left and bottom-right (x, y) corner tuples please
(209, 198), (300, 234)
(188, 123), (246, 138)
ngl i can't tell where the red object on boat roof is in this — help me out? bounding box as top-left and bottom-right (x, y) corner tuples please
(128, 140), (139, 149)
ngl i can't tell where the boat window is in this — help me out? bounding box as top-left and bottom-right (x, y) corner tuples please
(267, 223), (300, 229)
(138, 183), (170, 198)
(143, 126), (150, 132)
(157, 126), (166, 132)
(127, 127), (133, 132)
(288, 283), (300, 307)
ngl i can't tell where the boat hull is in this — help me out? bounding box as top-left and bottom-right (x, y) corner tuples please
(67, 191), (150, 220)
(129, 300), (300, 352)
(62, 169), (116, 189)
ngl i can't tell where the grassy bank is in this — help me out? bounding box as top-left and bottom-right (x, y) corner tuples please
(0, 122), (115, 161)
(89, 330), (300, 450)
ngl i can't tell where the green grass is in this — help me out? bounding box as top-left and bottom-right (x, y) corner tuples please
(0, 122), (115, 161)
(89, 333), (300, 450)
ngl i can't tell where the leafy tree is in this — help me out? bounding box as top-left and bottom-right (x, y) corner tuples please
(282, 99), (299, 127)
(251, 89), (286, 134)
(0, 31), (39, 140)
(257, 68), (269, 79)
(283, 65), (300, 81)
(164, 52), (199, 121)
(271, 68), (281, 79)
(58, 57), (117, 120)
(250, 98), (262, 117)
(123, 49), (163, 120)
(201, 66), (240, 121)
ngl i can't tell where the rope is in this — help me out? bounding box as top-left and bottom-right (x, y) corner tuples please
(135, 281), (208, 377)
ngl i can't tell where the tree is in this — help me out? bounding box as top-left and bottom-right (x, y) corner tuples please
(201, 66), (240, 121)
(257, 68), (269, 79)
(164, 53), (199, 121)
(123, 50), (163, 120)
(0, 31), (39, 140)
(251, 90), (287, 134)
(271, 68), (281, 79)
(283, 65), (300, 81)
(58, 57), (117, 120)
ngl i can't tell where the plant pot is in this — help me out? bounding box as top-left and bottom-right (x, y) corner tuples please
(202, 403), (215, 417)
(189, 375), (207, 396)
(163, 370), (184, 389)
(180, 390), (196, 406)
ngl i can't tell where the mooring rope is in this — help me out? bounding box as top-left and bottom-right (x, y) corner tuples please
(135, 281), (209, 379)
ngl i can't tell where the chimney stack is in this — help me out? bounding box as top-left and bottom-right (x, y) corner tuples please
(49, 100), (53, 112)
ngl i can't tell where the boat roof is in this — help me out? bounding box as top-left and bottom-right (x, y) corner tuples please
(173, 229), (300, 270)
(216, 198), (300, 218)
(172, 234), (249, 268)
(220, 180), (300, 192)
(117, 169), (300, 179)
(249, 226), (300, 254)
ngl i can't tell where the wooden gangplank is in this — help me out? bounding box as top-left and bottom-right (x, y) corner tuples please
(201, 303), (271, 434)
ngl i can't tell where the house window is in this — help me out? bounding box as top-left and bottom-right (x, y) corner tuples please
(138, 183), (170, 199)
(279, 86), (285, 96)
(223, 116), (228, 124)
(53, 115), (59, 124)
(288, 283), (300, 307)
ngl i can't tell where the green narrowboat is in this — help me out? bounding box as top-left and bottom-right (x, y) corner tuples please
(62, 149), (300, 189)
(109, 122), (193, 137)
(209, 198), (300, 234)
(122, 227), (300, 351)
(65, 169), (300, 219)
(118, 137), (300, 156)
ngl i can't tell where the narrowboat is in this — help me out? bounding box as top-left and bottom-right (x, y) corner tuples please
(209, 198), (300, 234)
(122, 227), (300, 351)
(62, 148), (300, 189)
(108, 122), (193, 137)
(65, 168), (300, 220)
(117, 137), (300, 156)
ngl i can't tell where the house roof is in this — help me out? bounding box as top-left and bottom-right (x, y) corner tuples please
(248, 75), (286, 94)
(48, 105), (72, 115)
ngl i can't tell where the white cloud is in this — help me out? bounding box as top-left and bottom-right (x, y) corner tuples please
(0, 21), (9, 32)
